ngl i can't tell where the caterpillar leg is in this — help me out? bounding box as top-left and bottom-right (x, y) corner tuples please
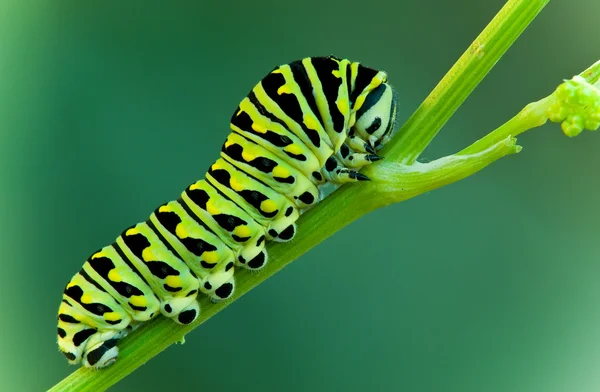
(206, 277), (236, 303)
(336, 142), (382, 170)
(234, 236), (268, 271)
(159, 295), (201, 325)
(345, 130), (377, 155)
(171, 300), (200, 325)
(200, 259), (237, 301)
(271, 223), (296, 243)
(321, 156), (371, 184)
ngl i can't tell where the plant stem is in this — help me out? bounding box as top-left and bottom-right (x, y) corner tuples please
(580, 59), (600, 85)
(458, 96), (555, 156)
(48, 0), (551, 390)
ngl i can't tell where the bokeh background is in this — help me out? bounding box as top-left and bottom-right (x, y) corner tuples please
(2, 0), (600, 391)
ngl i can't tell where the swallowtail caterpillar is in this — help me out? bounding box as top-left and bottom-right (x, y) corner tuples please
(57, 56), (398, 368)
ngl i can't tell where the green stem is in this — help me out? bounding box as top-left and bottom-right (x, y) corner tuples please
(382, 0), (550, 165)
(580, 59), (600, 85)
(458, 96), (555, 156)
(48, 0), (551, 390)
(366, 136), (521, 204)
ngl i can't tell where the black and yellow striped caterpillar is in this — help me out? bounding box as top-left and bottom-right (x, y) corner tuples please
(57, 56), (398, 368)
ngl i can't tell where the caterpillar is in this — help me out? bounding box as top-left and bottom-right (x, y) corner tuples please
(57, 56), (398, 369)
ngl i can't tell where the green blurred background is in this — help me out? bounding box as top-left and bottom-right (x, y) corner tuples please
(1, 0), (600, 391)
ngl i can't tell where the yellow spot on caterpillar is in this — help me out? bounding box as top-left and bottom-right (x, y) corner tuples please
(141, 248), (156, 262)
(203, 251), (218, 264)
(189, 181), (202, 190)
(260, 199), (278, 214)
(303, 114), (320, 131)
(230, 176), (244, 192)
(108, 270), (122, 283)
(251, 123), (267, 134)
(165, 275), (182, 288)
(285, 144), (303, 155)
(159, 204), (174, 213)
(175, 224), (189, 239)
(81, 294), (93, 304)
(212, 161), (223, 170)
(104, 312), (121, 322)
(126, 228), (139, 236)
(337, 98), (349, 115)
(332, 69), (341, 78)
(272, 166), (289, 178)
(130, 295), (147, 307)
(91, 250), (107, 259)
(272, 69), (282, 74)
(277, 84), (293, 95)
(233, 225), (251, 238)
(224, 138), (233, 148)
(241, 150), (256, 162)
(206, 200), (219, 215)
(368, 79), (382, 91)
(354, 95), (366, 112)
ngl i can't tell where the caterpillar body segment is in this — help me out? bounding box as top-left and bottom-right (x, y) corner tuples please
(220, 131), (321, 209)
(181, 179), (268, 269)
(83, 246), (161, 322)
(149, 201), (236, 301)
(57, 56), (399, 368)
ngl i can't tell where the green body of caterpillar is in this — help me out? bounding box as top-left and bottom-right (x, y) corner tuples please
(57, 56), (399, 368)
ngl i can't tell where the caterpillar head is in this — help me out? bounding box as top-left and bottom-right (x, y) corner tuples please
(352, 82), (398, 150)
